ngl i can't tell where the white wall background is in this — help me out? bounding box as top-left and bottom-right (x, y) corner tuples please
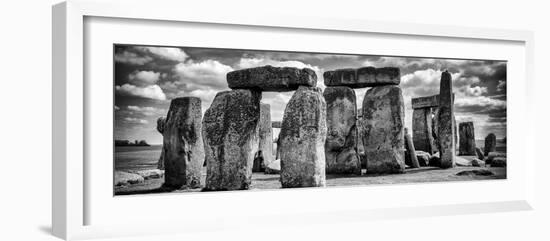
(0, 0), (548, 240)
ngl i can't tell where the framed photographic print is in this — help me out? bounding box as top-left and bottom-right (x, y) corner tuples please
(53, 0), (535, 240)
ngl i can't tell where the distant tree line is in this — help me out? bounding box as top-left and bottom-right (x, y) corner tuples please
(115, 139), (150, 146)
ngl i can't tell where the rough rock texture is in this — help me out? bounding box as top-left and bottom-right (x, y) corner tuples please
(404, 128), (420, 168)
(491, 157), (507, 167)
(324, 67), (400, 88)
(360, 85), (406, 174)
(459, 122), (476, 155)
(280, 86), (327, 188)
(475, 147), (485, 160)
(486, 152), (506, 165)
(471, 158), (485, 167)
(455, 156), (471, 166)
(323, 86), (361, 174)
(411, 94), (439, 109)
(265, 159), (281, 174)
(162, 97), (204, 189)
(129, 169), (165, 180)
(203, 90), (261, 191)
(415, 151), (431, 167)
(227, 65), (317, 92)
(484, 133), (497, 156)
(412, 108), (436, 154)
(156, 117), (166, 170)
(437, 71), (456, 168)
(114, 171), (144, 186)
(253, 103), (274, 172)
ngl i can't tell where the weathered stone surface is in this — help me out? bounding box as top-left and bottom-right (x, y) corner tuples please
(486, 152), (506, 165)
(437, 71), (456, 168)
(203, 90), (261, 191)
(323, 86), (361, 174)
(129, 169), (164, 180)
(471, 158), (485, 167)
(459, 122), (476, 155)
(265, 159), (281, 174)
(404, 128), (420, 168)
(475, 147), (485, 160)
(455, 156), (471, 166)
(360, 85), (406, 174)
(115, 171), (144, 186)
(412, 108), (436, 154)
(491, 157), (507, 167)
(429, 152), (441, 167)
(156, 117), (166, 170)
(411, 94), (439, 109)
(162, 97), (204, 189)
(280, 86), (327, 188)
(484, 133), (497, 156)
(227, 65), (317, 91)
(324, 67), (400, 88)
(415, 151), (431, 166)
(272, 121), (282, 128)
(253, 103), (274, 172)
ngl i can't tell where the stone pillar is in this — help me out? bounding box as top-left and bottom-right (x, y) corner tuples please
(323, 86), (361, 175)
(253, 103), (274, 172)
(484, 133), (497, 156)
(412, 108), (435, 154)
(459, 122), (476, 155)
(361, 85), (406, 174)
(156, 117), (166, 170)
(280, 86), (327, 188)
(437, 71), (455, 168)
(203, 90), (261, 191)
(162, 97), (204, 189)
(404, 128), (420, 168)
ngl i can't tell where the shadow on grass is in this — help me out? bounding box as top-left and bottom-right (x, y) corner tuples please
(115, 186), (175, 196)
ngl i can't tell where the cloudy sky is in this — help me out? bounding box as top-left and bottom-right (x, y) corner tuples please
(114, 45), (507, 145)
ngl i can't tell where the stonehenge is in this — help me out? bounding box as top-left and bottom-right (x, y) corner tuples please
(279, 86), (327, 187)
(411, 95), (438, 154)
(437, 71), (456, 168)
(202, 90), (262, 191)
(162, 97), (205, 189)
(151, 64), (473, 191)
(484, 133), (497, 156)
(361, 85), (406, 173)
(156, 117), (166, 170)
(227, 65), (316, 91)
(458, 122), (476, 155)
(253, 103), (274, 172)
(323, 86), (361, 175)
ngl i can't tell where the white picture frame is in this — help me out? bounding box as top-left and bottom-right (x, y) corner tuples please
(52, 0), (535, 240)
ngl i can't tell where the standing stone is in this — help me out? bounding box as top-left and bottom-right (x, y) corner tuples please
(475, 147), (485, 160)
(227, 65), (317, 91)
(361, 85), (406, 174)
(412, 108), (435, 154)
(156, 117), (166, 170)
(203, 90), (261, 191)
(459, 122), (476, 155)
(484, 133), (497, 156)
(253, 103), (274, 172)
(280, 86), (327, 188)
(437, 71), (456, 168)
(162, 97), (204, 189)
(323, 86), (361, 175)
(404, 128), (420, 168)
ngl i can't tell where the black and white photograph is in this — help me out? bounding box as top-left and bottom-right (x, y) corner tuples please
(113, 45), (507, 195)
